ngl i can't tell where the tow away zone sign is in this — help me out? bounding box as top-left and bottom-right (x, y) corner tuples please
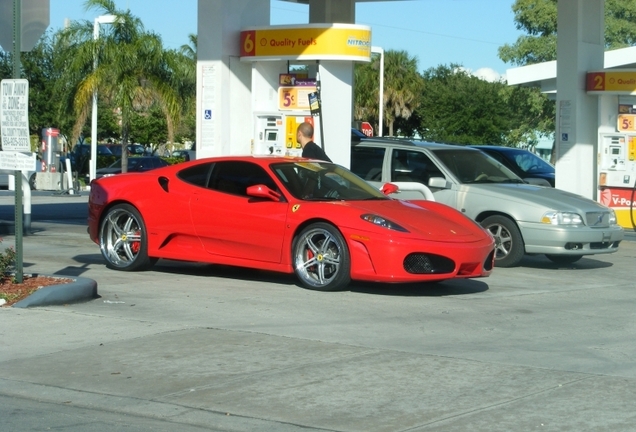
(1, 79), (30, 152)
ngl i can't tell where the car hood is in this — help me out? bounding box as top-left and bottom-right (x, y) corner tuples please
(341, 199), (489, 243)
(463, 183), (610, 214)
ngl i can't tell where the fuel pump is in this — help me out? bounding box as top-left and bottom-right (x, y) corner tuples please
(35, 128), (66, 191)
(598, 133), (636, 229)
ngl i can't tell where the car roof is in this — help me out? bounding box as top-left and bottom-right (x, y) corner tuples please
(355, 137), (481, 151)
(470, 145), (528, 152)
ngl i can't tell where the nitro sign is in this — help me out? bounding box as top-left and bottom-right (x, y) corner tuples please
(1, 79), (30, 152)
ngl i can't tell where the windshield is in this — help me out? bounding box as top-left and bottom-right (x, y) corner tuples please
(271, 162), (389, 201)
(432, 148), (523, 184)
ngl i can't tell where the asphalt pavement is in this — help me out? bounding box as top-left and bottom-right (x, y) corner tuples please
(1, 190), (636, 431)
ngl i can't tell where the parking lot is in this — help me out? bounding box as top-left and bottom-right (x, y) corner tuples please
(1, 191), (636, 431)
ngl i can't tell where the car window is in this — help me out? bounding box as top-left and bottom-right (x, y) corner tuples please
(350, 146), (385, 181)
(109, 158), (145, 169)
(209, 161), (278, 197)
(390, 149), (444, 185)
(432, 148), (521, 184)
(272, 162), (388, 201)
(178, 163), (213, 187)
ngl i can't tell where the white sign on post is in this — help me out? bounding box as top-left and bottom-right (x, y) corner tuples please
(0, 151), (35, 171)
(1, 78), (31, 152)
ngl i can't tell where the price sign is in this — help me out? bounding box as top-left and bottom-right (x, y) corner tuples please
(618, 114), (636, 132)
(279, 86), (316, 111)
(1, 79), (30, 151)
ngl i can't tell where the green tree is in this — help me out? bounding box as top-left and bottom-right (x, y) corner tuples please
(414, 64), (551, 146)
(1, 31), (60, 148)
(383, 50), (423, 137)
(54, 0), (180, 173)
(353, 53), (381, 131)
(130, 103), (168, 151)
(499, 0), (636, 66)
(179, 33), (197, 62)
(416, 65), (504, 144)
(171, 34), (197, 146)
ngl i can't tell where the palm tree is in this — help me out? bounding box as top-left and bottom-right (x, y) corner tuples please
(179, 34), (197, 62)
(170, 34), (197, 147)
(383, 50), (423, 137)
(55, 0), (180, 173)
(354, 56), (381, 130)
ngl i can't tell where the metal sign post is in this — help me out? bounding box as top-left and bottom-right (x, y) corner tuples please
(1, 77), (33, 283)
(308, 63), (326, 153)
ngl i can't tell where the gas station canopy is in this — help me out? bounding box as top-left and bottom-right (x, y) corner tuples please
(507, 46), (636, 95)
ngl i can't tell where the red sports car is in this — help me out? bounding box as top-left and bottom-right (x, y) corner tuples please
(88, 156), (495, 291)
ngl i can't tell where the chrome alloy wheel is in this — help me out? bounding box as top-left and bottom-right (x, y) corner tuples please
(100, 206), (144, 269)
(488, 223), (512, 260)
(480, 215), (525, 268)
(293, 223), (350, 291)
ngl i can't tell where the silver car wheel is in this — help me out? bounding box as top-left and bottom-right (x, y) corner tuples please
(99, 204), (155, 271)
(490, 224), (512, 257)
(293, 223), (351, 291)
(481, 215), (525, 267)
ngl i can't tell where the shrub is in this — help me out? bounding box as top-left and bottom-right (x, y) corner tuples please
(0, 242), (16, 279)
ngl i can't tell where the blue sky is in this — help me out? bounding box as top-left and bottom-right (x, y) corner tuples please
(49, 0), (522, 80)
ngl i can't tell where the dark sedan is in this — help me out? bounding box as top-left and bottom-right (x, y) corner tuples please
(470, 145), (555, 187)
(87, 156), (169, 183)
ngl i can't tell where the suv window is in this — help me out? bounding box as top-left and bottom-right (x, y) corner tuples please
(350, 146), (385, 181)
(390, 149), (443, 185)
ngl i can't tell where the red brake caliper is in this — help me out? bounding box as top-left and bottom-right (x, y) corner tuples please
(131, 230), (141, 253)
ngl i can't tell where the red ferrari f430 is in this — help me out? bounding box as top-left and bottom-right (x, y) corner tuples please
(88, 156), (495, 291)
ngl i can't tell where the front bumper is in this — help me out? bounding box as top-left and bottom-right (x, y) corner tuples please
(343, 228), (495, 283)
(519, 221), (624, 255)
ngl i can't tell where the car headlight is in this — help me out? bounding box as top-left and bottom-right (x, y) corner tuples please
(609, 209), (617, 225)
(361, 214), (409, 232)
(541, 211), (583, 226)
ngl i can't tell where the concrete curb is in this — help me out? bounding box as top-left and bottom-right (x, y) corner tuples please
(12, 275), (98, 308)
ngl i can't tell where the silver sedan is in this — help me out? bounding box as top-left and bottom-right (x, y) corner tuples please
(351, 139), (624, 267)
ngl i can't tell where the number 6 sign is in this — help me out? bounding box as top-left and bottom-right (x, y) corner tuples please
(240, 31), (256, 57)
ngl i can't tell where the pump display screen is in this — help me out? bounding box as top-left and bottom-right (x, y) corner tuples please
(266, 130), (277, 141)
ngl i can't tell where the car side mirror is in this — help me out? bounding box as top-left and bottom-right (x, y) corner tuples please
(428, 177), (449, 189)
(246, 184), (281, 201)
(380, 182), (400, 195)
